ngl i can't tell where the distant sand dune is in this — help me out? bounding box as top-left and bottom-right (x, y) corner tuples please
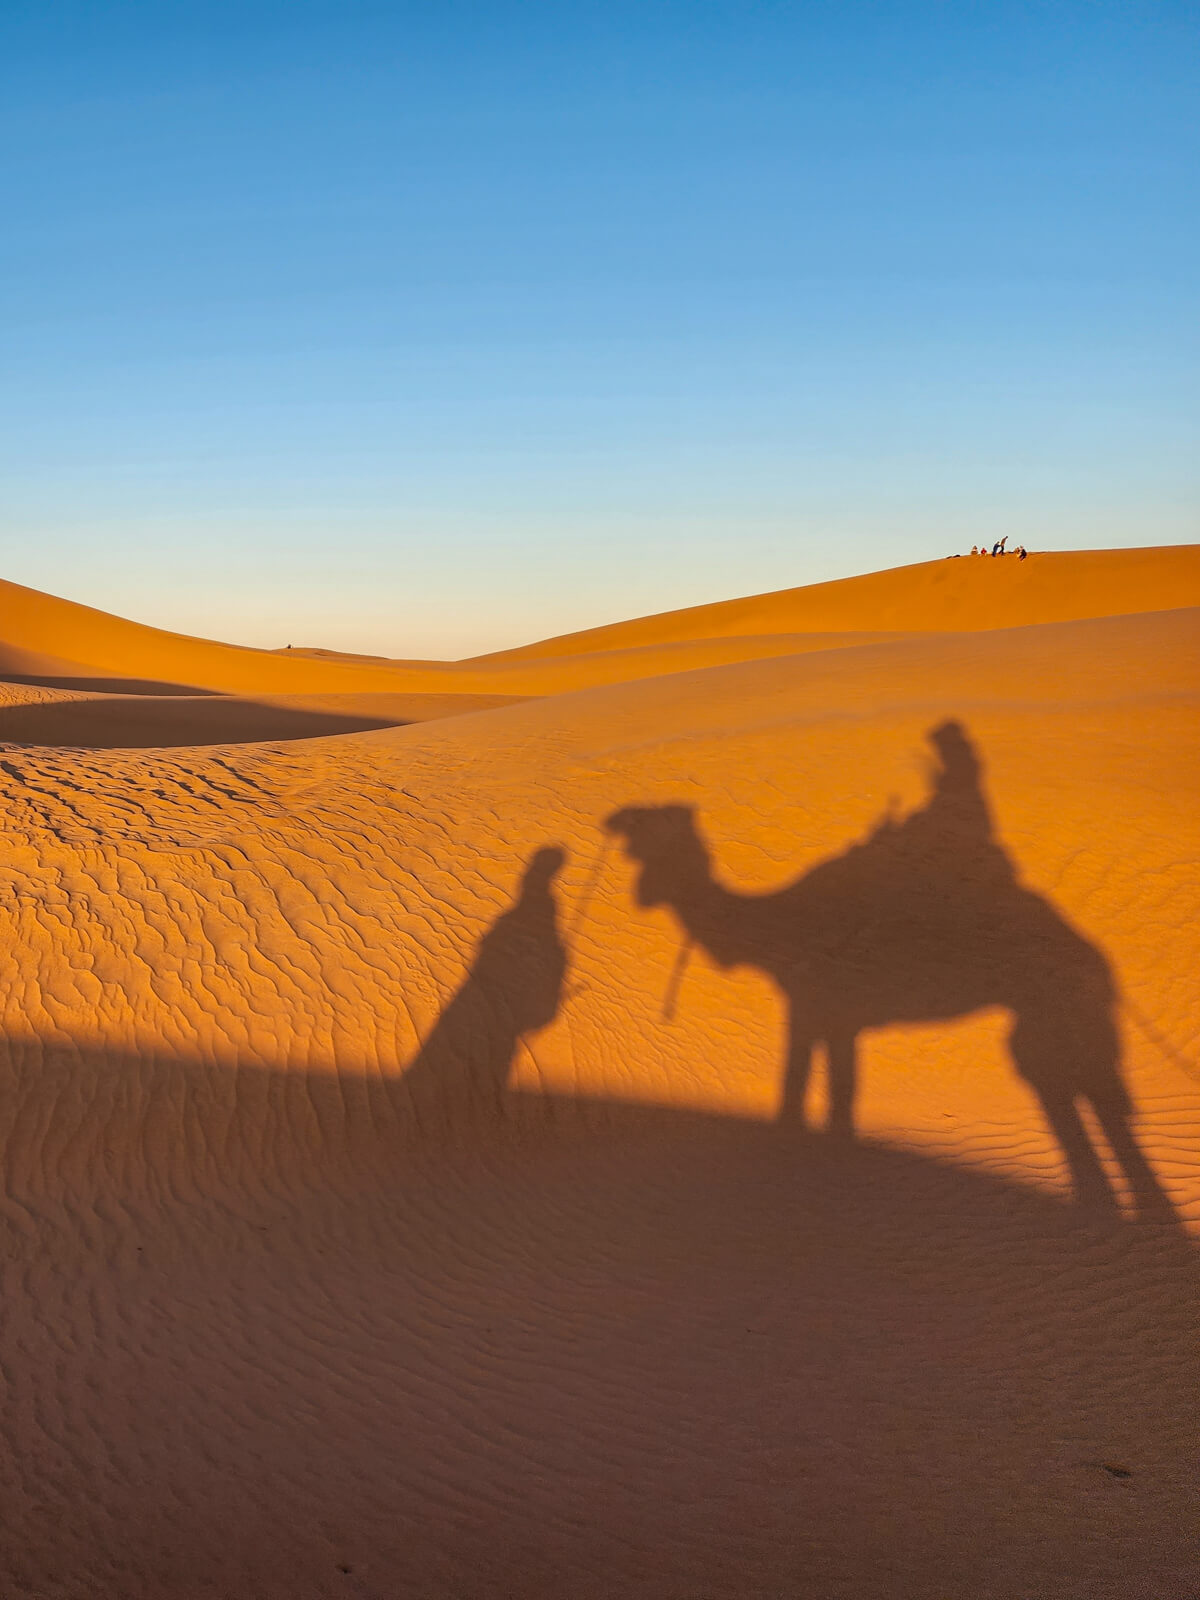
(469, 543), (1200, 660)
(7, 543), (1199, 699)
(1, 545), (1197, 1596)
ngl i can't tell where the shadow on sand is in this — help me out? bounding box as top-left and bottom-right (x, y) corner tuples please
(0, 695), (410, 749)
(606, 720), (1176, 1223)
(0, 1048), (1195, 1596)
(0, 671), (220, 695)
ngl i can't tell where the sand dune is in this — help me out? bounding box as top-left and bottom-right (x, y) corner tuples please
(471, 543), (1200, 660)
(7, 543), (1198, 708)
(1, 546), (1198, 1596)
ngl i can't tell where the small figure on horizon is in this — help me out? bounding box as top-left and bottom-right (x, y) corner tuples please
(1018, 546), (1028, 561)
(970, 545), (979, 556)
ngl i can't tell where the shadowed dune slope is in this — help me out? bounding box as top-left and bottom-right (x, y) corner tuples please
(1, 564), (1197, 1596)
(0, 684), (525, 748)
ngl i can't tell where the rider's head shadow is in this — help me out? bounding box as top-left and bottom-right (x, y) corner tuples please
(607, 723), (1176, 1224)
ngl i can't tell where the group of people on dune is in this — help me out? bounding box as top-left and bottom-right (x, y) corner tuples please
(969, 537), (1028, 558)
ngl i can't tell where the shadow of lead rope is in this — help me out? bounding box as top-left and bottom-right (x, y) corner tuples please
(566, 837), (612, 942)
(567, 836), (693, 1021)
(662, 936), (694, 1022)
(548, 838), (614, 1007)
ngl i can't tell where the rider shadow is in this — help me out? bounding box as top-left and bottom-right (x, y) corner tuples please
(399, 846), (568, 1138)
(606, 721), (1177, 1224)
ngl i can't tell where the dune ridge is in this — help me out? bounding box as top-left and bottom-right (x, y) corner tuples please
(469, 543), (1200, 661)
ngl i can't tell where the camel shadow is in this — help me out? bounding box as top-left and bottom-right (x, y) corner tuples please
(606, 721), (1176, 1224)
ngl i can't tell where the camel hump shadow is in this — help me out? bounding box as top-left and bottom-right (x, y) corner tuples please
(607, 721), (1176, 1223)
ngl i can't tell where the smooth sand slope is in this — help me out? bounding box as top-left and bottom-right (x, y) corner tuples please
(1, 546), (1198, 1597)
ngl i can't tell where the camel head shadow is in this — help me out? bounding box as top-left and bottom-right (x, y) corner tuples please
(606, 723), (1176, 1224)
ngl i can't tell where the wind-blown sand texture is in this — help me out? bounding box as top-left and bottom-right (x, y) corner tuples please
(2, 546), (1198, 1598)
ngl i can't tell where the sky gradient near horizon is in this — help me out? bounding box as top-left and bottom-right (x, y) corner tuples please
(2, 1), (1197, 657)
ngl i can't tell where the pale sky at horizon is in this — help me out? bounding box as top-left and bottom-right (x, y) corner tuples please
(2, 1), (1197, 659)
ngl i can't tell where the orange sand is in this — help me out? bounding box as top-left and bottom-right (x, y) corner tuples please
(1, 546), (1198, 1597)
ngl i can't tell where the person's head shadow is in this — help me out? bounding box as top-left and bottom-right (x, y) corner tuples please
(607, 721), (1177, 1225)
(399, 845), (568, 1132)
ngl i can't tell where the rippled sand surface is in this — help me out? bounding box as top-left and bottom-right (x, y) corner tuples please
(2, 548), (1198, 1597)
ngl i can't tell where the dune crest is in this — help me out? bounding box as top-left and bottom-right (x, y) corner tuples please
(471, 543), (1200, 660)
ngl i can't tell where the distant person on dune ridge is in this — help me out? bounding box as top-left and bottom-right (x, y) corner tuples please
(970, 545), (979, 556)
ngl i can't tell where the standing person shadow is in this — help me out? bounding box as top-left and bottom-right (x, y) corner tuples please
(606, 723), (1176, 1223)
(400, 846), (568, 1136)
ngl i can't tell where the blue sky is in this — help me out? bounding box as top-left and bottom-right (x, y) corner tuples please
(2, 1), (1197, 656)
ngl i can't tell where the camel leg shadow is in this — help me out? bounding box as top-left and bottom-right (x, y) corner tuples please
(1037, 1094), (1123, 1215)
(1012, 1013), (1179, 1225)
(826, 1028), (857, 1138)
(778, 1013), (815, 1131)
(779, 1011), (858, 1139)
